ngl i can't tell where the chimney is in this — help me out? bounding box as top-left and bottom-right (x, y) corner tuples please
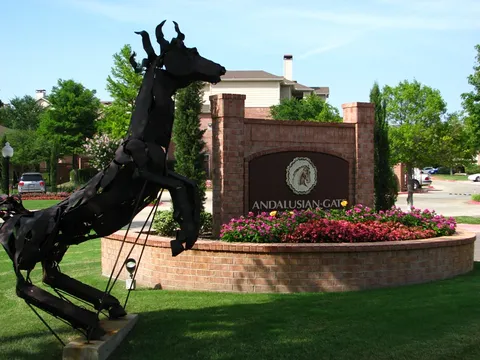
(283, 54), (293, 81)
(35, 89), (46, 100)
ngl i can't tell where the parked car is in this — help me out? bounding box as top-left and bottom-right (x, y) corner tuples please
(18, 172), (46, 194)
(468, 173), (480, 182)
(422, 166), (438, 174)
(408, 169), (432, 190)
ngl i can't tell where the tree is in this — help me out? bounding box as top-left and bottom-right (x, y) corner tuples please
(436, 112), (475, 174)
(83, 134), (121, 170)
(369, 82), (398, 211)
(462, 44), (480, 151)
(5, 129), (49, 173)
(97, 44), (143, 139)
(1, 134), (7, 194)
(172, 81), (207, 210)
(270, 93), (342, 122)
(0, 95), (44, 130)
(384, 79), (447, 209)
(49, 141), (60, 192)
(37, 79), (100, 180)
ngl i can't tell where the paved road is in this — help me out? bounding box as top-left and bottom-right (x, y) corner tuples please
(395, 179), (480, 217)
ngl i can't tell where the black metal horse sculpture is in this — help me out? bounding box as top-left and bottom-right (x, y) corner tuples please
(0, 20), (226, 340)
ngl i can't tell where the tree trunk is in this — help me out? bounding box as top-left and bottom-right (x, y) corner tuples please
(450, 167), (453, 175)
(406, 164), (414, 211)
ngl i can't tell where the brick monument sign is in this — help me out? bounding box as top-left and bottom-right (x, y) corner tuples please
(209, 93), (374, 236)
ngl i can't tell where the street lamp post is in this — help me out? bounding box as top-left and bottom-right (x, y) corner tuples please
(2, 142), (14, 196)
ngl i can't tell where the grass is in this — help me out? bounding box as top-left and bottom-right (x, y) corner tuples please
(1, 240), (480, 359)
(455, 216), (480, 224)
(432, 174), (468, 181)
(21, 200), (60, 210)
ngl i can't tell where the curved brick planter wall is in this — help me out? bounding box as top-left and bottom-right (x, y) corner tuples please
(101, 231), (475, 293)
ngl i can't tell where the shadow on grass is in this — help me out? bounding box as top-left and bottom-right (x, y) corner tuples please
(110, 263), (480, 360)
(3, 264), (480, 360)
(0, 328), (76, 360)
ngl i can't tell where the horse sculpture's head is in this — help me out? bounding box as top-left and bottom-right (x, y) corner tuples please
(131, 20), (226, 87)
(157, 21), (226, 85)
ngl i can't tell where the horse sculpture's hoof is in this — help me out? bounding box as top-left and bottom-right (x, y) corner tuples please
(170, 226), (198, 256)
(108, 304), (127, 319)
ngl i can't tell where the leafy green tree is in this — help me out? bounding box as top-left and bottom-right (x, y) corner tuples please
(0, 95), (44, 130)
(462, 44), (480, 152)
(270, 93), (342, 122)
(5, 129), (49, 173)
(97, 44), (142, 139)
(436, 112), (474, 174)
(38, 79), (100, 180)
(384, 79), (447, 209)
(369, 82), (398, 211)
(172, 81), (207, 210)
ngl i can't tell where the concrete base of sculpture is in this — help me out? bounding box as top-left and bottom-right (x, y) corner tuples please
(63, 314), (138, 360)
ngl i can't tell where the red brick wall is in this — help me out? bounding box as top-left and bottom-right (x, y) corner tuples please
(101, 230), (475, 293)
(244, 107), (272, 119)
(209, 94), (375, 236)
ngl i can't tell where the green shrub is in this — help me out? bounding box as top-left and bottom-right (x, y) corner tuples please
(69, 169), (76, 183)
(465, 164), (480, 175)
(437, 166), (451, 174)
(472, 194), (480, 202)
(57, 181), (78, 193)
(153, 209), (213, 236)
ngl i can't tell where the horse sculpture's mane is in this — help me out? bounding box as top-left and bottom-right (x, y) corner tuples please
(0, 20), (226, 343)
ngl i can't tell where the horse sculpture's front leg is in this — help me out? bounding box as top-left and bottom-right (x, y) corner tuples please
(124, 139), (200, 256)
(138, 168), (200, 256)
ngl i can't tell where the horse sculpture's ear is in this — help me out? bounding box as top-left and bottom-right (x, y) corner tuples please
(134, 30), (157, 60)
(172, 21), (185, 41)
(156, 20), (169, 52)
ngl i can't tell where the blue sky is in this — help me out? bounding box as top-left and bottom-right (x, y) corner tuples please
(1, 0), (479, 114)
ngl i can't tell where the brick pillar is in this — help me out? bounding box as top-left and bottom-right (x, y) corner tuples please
(393, 163), (406, 192)
(342, 102), (375, 208)
(210, 94), (246, 237)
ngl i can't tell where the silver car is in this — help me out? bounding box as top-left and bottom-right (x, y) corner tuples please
(18, 172), (46, 194)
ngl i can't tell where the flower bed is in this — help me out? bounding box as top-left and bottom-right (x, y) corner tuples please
(220, 205), (456, 243)
(17, 192), (71, 200)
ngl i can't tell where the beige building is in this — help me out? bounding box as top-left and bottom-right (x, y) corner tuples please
(201, 55), (329, 119)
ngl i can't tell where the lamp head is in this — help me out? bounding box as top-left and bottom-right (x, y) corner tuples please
(125, 258), (136, 275)
(2, 142), (13, 158)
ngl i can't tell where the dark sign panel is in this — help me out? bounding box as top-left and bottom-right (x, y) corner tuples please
(248, 151), (349, 213)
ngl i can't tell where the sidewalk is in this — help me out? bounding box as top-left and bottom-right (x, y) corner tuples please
(128, 190), (212, 233)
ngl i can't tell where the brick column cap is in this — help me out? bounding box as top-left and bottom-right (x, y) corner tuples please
(342, 102), (374, 109)
(209, 93), (246, 101)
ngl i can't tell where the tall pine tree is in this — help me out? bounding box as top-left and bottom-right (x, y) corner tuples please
(172, 82), (207, 211)
(462, 44), (480, 152)
(1, 134), (7, 195)
(369, 82), (398, 211)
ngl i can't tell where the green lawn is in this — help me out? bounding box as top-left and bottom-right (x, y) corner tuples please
(455, 216), (480, 224)
(22, 199), (61, 210)
(432, 174), (469, 181)
(1, 240), (480, 359)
